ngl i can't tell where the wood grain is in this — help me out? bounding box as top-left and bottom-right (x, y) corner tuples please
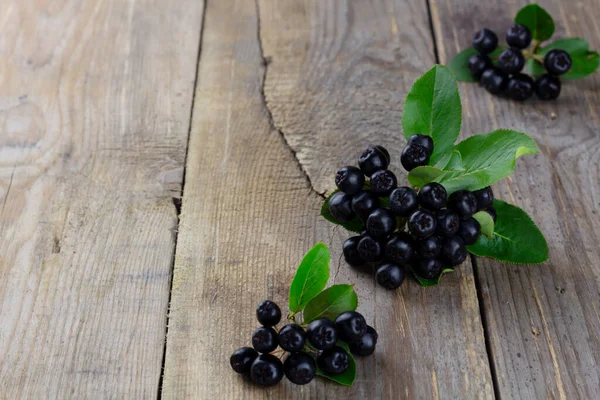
(430, 0), (600, 397)
(0, 0), (203, 397)
(163, 0), (493, 398)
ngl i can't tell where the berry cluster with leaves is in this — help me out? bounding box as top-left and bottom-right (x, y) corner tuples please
(230, 244), (375, 387)
(322, 64), (549, 286)
(450, 3), (599, 101)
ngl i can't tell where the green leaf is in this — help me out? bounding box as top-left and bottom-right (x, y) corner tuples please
(473, 211), (495, 239)
(303, 284), (358, 323)
(467, 200), (548, 264)
(536, 38), (599, 80)
(526, 58), (545, 77)
(402, 65), (462, 164)
(407, 130), (539, 194)
(311, 341), (357, 386)
(288, 243), (330, 313)
(515, 3), (555, 42)
(414, 268), (455, 287)
(449, 47), (504, 82)
(321, 190), (364, 233)
(436, 150), (464, 171)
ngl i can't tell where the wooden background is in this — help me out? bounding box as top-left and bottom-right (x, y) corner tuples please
(1, 0), (598, 398)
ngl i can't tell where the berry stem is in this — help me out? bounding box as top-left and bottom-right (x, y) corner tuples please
(531, 54), (544, 64)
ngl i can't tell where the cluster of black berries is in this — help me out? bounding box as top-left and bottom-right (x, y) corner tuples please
(230, 300), (378, 386)
(330, 139), (497, 284)
(469, 25), (571, 100)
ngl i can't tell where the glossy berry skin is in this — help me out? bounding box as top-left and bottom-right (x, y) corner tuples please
(535, 74), (561, 100)
(351, 190), (380, 221)
(498, 48), (525, 74)
(416, 236), (442, 259)
(374, 145), (390, 164)
(474, 186), (494, 210)
(414, 258), (443, 280)
(485, 207), (497, 222)
(408, 209), (437, 239)
(230, 347), (258, 374)
(473, 28), (498, 54)
(358, 147), (389, 177)
(328, 192), (355, 223)
(458, 217), (481, 245)
(441, 237), (468, 266)
(250, 354), (284, 386)
(385, 232), (414, 265)
(335, 166), (365, 195)
(370, 169), (398, 197)
(335, 311), (367, 343)
(401, 144), (430, 171)
(506, 24), (532, 49)
(284, 352), (316, 385)
(376, 263), (406, 290)
(366, 208), (397, 238)
(306, 318), (338, 350)
(468, 54), (492, 79)
(256, 300), (282, 327)
(279, 324), (307, 352)
(357, 235), (384, 262)
(349, 326), (378, 356)
(507, 73), (534, 101)
(407, 134), (434, 156)
(318, 347), (350, 375)
(252, 326), (279, 354)
(418, 182), (447, 210)
(343, 236), (366, 266)
(481, 68), (508, 94)
(436, 209), (460, 237)
(389, 187), (419, 216)
(544, 50), (572, 75)
(448, 190), (478, 220)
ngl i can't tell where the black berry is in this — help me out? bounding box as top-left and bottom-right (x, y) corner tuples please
(351, 190), (380, 221)
(416, 236), (442, 259)
(328, 192), (355, 223)
(535, 74), (561, 100)
(252, 326), (279, 353)
(343, 236), (366, 266)
(436, 209), (460, 237)
(376, 263), (406, 290)
(279, 324), (306, 352)
(250, 354), (284, 386)
(335, 166), (365, 195)
(480, 68), (508, 94)
(474, 186), (494, 210)
(401, 144), (430, 171)
(256, 300), (282, 326)
(385, 232), (414, 265)
(498, 48), (525, 74)
(407, 134), (434, 155)
(441, 237), (468, 266)
(507, 73), (534, 101)
(389, 186), (419, 217)
(370, 169), (398, 197)
(414, 258), (443, 280)
(485, 207), (497, 222)
(458, 217), (481, 245)
(335, 311), (367, 342)
(473, 28), (498, 54)
(306, 318), (338, 350)
(366, 208), (397, 238)
(374, 145), (390, 164)
(359, 147), (389, 177)
(544, 49), (572, 76)
(230, 347), (258, 374)
(448, 190), (478, 219)
(408, 209), (437, 239)
(506, 24), (532, 49)
(418, 182), (447, 210)
(317, 346), (350, 375)
(357, 235), (384, 262)
(468, 54), (492, 79)
(349, 326), (378, 356)
(283, 352), (316, 385)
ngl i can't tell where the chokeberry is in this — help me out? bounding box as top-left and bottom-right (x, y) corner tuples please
(385, 232), (414, 265)
(370, 169), (398, 197)
(401, 144), (430, 171)
(256, 300), (282, 326)
(506, 24), (532, 49)
(351, 190), (380, 221)
(343, 236), (366, 266)
(374, 145), (390, 164)
(474, 186), (494, 210)
(472, 28), (498, 54)
(497, 48), (525, 74)
(279, 324), (306, 352)
(535, 74), (561, 100)
(366, 208), (397, 238)
(407, 134), (434, 155)
(335, 166), (365, 195)
(436, 209), (460, 237)
(416, 236), (442, 259)
(306, 318), (338, 350)
(448, 190), (478, 219)
(317, 346), (350, 375)
(458, 217), (481, 245)
(250, 354), (284, 386)
(408, 209), (437, 239)
(485, 207), (497, 222)
(418, 182), (447, 210)
(468, 53), (492, 79)
(230, 347), (258, 374)
(358, 147), (389, 177)
(507, 73), (534, 101)
(480, 68), (508, 94)
(441, 237), (468, 266)
(328, 192), (355, 223)
(284, 352), (316, 385)
(335, 311), (367, 342)
(414, 258), (443, 280)
(389, 186), (419, 216)
(544, 49), (572, 76)
(376, 263), (406, 290)
(357, 235), (384, 262)
(252, 326), (279, 353)
(349, 326), (378, 356)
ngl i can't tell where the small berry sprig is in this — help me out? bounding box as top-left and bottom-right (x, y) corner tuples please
(230, 244), (378, 387)
(449, 3), (599, 101)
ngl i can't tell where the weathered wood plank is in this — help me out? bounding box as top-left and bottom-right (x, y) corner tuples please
(163, 0), (493, 398)
(431, 0), (600, 397)
(0, 0), (203, 397)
